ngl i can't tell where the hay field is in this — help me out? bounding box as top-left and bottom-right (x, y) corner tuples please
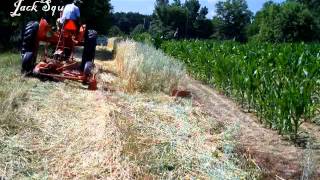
(0, 42), (259, 179)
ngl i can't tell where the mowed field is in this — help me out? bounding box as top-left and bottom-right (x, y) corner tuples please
(0, 39), (319, 179)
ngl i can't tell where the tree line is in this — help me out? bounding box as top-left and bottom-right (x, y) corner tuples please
(1, 0), (319, 50)
(111, 0), (320, 43)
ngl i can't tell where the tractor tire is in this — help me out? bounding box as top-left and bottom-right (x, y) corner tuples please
(81, 30), (97, 71)
(22, 52), (35, 75)
(84, 61), (94, 76)
(21, 21), (39, 74)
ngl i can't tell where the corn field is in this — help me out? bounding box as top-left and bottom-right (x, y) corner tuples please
(161, 40), (320, 136)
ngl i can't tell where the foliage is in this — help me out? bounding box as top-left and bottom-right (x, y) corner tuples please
(130, 24), (146, 37)
(151, 0), (214, 39)
(109, 0), (320, 43)
(215, 0), (252, 42)
(80, 0), (112, 33)
(108, 25), (125, 37)
(294, 0), (320, 17)
(131, 32), (165, 50)
(250, 1), (320, 42)
(161, 40), (320, 136)
(132, 32), (153, 45)
(112, 12), (151, 34)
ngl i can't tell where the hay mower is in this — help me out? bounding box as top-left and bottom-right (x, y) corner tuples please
(21, 18), (98, 90)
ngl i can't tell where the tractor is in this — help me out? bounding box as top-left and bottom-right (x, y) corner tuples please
(21, 18), (98, 90)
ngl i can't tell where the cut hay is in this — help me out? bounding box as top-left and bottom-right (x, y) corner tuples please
(1, 79), (258, 179)
(20, 83), (133, 179)
(115, 40), (186, 94)
(0, 53), (40, 179)
(0, 50), (259, 179)
(111, 92), (255, 179)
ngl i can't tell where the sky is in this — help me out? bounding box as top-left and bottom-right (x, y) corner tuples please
(111, 0), (285, 18)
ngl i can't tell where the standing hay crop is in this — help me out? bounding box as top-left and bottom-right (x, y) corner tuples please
(115, 40), (186, 94)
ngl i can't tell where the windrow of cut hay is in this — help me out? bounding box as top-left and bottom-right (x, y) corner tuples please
(0, 53), (40, 179)
(115, 40), (186, 94)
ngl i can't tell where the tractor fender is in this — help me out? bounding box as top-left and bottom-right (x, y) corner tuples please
(77, 25), (87, 45)
(38, 18), (50, 41)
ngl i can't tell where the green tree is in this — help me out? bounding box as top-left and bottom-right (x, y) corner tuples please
(215, 0), (253, 42)
(184, 0), (201, 37)
(80, 0), (112, 34)
(248, 1), (282, 41)
(294, 0), (320, 32)
(156, 0), (169, 6)
(251, 1), (319, 42)
(152, 0), (186, 38)
(281, 2), (318, 41)
(185, 0), (201, 22)
(294, 0), (320, 16)
(199, 6), (208, 20)
(194, 7), (214, 38)
(172, 0), (182, 6)
(108, 25), (124, 37)
(130, 24), (145, 36)
(151, 0), (213, 39)
(211, 17), (223, 39)
(112, 12), (151, 34)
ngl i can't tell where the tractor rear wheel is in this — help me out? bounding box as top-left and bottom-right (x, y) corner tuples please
(21, 21), (39, 74)
(22, 52), (35, 75)
(81, 30), (97, 71)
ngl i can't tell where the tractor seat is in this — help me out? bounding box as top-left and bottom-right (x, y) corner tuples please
(63, 20), (78, 32)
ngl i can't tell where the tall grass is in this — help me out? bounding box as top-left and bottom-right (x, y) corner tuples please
(115, 40), (186, 94)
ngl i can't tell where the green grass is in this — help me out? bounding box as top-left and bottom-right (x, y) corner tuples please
(161, 40), (320, 136)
